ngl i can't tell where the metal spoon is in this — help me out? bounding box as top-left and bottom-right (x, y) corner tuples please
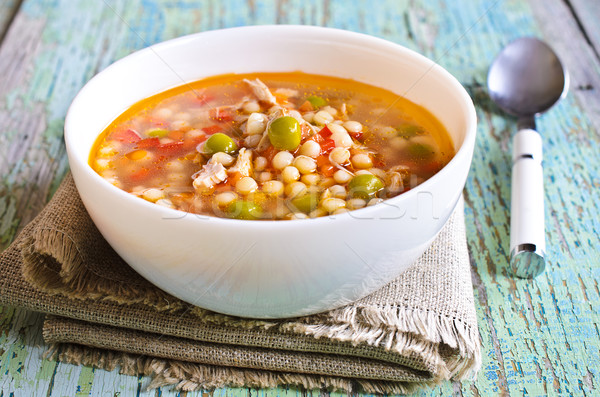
(487, 37), (569, 278)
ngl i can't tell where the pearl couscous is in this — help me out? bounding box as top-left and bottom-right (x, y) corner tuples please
(90, 72), (453, 220)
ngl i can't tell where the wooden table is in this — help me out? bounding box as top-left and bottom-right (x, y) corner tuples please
(1, 1), (599, 395)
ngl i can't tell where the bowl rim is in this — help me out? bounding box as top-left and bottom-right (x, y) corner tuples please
(64, 25), (477, 229)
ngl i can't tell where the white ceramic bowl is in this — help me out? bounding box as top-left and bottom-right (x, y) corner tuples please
(64, 25), (476, 318)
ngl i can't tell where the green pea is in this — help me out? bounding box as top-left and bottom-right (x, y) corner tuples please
(395, 124), (424, 138)
(226, 200), (263, 220)
(306, 95), (327, 109)
(268, 116), (301, 151)
(147, 128), (169, 138)
(408, 143), (435, 159)
(290, 192), (320, 214)
(204, 133), (238, 154)
(348, 174), (385, 200)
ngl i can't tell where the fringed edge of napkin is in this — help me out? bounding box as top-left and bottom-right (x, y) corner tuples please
(43, 343), (432, 395)
(282, 305), (481, 382)
(175, 305), (481, 385)
(186, 297), (482, 381)
(20, 229), (183, 312)
(184, 306), (481, 382)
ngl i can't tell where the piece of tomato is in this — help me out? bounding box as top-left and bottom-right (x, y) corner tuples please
(261, 145), (278, 162)
(145, 116), (169, 129)
(300, 123), (313, 140)
(372, 155), (385, 168)
(298, 100), (314, 113)
(209, 108), (235, 122)
(316, 155), (329, 166)
(157, 141), (185, 157)
(227, 172), (242, 186)
(349, 130), (363, 141)
(316, 155), (336, 177)
(182, 135), (207, 151)
(202, 125), (223, 135)
(137, 137), (160, 149)
(319, 163), (336, 177)
(320, 138), (336, 154)
(309, 133), (324, 144)
(113, 128), (141, 143)
(168, 130), (185, 141)
(422, 161), (442, 175)
(129, 167), (150, 183)
(319, 125), (332, 138)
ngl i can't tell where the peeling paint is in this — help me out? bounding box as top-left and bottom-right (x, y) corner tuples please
(1, 0), (599, 396)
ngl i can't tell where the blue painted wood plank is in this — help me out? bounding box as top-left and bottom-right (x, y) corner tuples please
(0, 0), (20, 42)
(0, 0), (599, 396)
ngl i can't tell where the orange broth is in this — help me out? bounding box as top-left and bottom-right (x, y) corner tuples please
(90, 72), (454, 220)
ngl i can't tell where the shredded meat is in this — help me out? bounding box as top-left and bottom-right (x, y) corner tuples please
(228, 147), (253, 177)
(243, 78), (277, 106)
(192, 159), (228, 192)
(387, 172), (404, 193)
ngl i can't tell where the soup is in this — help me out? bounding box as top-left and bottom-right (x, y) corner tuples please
(90, 72), (454, 220)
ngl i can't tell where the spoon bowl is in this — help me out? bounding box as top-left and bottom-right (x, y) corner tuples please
(488, 37), (568, 118)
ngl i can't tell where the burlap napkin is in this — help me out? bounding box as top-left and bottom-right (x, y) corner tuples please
(0, 174), (481, 394)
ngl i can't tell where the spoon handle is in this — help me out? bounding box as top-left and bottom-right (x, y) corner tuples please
(510, 129), (546, 278)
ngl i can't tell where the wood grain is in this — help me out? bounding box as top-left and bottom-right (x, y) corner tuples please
(529, 0), (600, 137)
(568, 0), (600, 58)
(0, 0), (599, 396)
(0, 0), (21, 43)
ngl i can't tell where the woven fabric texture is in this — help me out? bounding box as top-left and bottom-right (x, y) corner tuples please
(0, 174), (480, 394)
